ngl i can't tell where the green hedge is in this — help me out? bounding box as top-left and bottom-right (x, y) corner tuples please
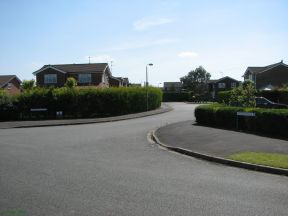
(0, 87), (162, 121)
(217, 90), (232, 104)
(0, 90), (18, 121)
(162, 92), (191, 102)
(195, 104), (288, 138)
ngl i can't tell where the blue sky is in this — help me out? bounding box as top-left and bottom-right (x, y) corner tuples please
(0, 0), (288, 86)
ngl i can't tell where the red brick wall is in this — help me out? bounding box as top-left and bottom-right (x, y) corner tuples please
(3, 83), (21, 94)
(36, 68), (66, 87)
(36, 68), (104, 87)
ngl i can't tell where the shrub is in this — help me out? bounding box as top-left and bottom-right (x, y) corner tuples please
(217, 91), (232, 104)
(195, 104), (288, 138)
(65, 77), (77, 88)
(0, 90), (17, 121)
(217, 81), (256, 107)
(21, 79), (35, 91)
(0, 87), (162, 121)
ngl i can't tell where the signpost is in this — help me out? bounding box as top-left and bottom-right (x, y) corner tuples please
(236, 112), (256, 129)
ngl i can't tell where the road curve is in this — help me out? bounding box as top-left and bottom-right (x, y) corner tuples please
(0, 103), (287, 216)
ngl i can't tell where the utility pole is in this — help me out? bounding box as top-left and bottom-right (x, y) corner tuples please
(88, 56), (91, 64)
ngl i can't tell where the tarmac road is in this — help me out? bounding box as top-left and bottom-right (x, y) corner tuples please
(0, 103), (287, 216)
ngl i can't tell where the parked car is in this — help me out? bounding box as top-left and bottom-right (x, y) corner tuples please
(255, 97), (288, 109)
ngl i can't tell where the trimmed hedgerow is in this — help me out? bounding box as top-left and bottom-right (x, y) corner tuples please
(195, 104), (288, 138)
(0, 90), (18, 121)
(0, 87), (162, 121)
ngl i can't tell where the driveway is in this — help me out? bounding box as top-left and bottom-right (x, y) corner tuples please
(0, 103), (287, 216)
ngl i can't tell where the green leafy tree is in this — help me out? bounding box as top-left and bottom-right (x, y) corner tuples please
(21, 79), (35, 91)
(229, 81), (256, 107)
(65, 77), (77, 88)
(180, 66), (211, 95)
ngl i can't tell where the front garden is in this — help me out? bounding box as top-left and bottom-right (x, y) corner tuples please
(195, 81), (288, 169)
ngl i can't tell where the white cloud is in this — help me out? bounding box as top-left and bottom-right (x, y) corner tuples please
(85, 55), (114, 63)
(134, 17), (173, 31)
(178, 51), (198, 58)
(110, 38), (177, 51)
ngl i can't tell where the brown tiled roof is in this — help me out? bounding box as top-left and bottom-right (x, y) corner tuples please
(0, 75), (21, 87)
(34, 63), (110, 75)
(49, 63), (108, 73)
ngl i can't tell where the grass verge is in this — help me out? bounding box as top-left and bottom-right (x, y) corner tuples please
(228, 152), (288, 169)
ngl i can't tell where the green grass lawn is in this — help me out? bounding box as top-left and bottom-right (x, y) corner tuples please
(228, 152), (288, 169)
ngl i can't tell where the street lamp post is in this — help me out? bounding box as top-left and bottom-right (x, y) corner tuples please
(146, 63), (153, 111)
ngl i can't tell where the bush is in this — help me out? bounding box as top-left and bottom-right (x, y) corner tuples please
(195, 104), (288, 138)
(217, 91), (232, 104)
(0, 87), (162, 121)
(217, 82), (256, 107)
(21, 79), (35, 91)
(65, 77), (77, 88)
(0, 90), (17, 121)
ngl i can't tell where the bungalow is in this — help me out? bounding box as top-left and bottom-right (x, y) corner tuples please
(208, 76), (240, 99)
(0, 75), (22, 94)
(243, 61), (288, 90)
(33, 63), (123, 88)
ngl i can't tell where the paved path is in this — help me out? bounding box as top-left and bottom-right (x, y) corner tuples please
(156, 120), (288, 158)
(0, 103), (288, 216)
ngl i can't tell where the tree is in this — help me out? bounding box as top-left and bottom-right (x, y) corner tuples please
(229, 81), (256, 107)
(180, 66), (211, 95)
(65, 77), (77, 88)
(21, 79), (35, 91)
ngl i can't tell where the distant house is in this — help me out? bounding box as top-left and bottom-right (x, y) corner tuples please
(243, 61), (288, 90)
(116, 77), (130, 87)
(163, 82), (182, 92)
(0, 75), (22, 94)
(208, 76), (240, 99)
(33, 63), (124, 88)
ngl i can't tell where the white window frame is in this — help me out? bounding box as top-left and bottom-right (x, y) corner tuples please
(7, 82), (12, 89)
(218, 83), (226, 89)
(78, 74), (92, 83)
(44, 74), (57, 84)
(231, 82), (237, 88)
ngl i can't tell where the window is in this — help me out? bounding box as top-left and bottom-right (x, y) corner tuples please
(44, 74), (57, 84)
(249, 74), (253, 81)
(218, 83), (226, 88)
(78, 74), (91, 83)
(231, 82), (237, 88)
(7, 83), (12, 89)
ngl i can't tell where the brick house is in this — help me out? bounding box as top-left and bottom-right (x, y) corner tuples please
(243, 61), (288, 90)
(208, 76), (240, 99)
(0, 75), (22, 94)
(163, 82), (182, 92)
(33, 63), (123, 87)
